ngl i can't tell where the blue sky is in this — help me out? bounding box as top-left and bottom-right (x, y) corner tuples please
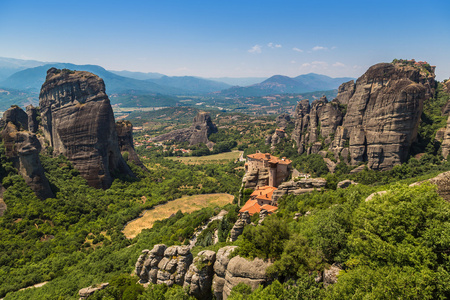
(1, 0), (450, 80)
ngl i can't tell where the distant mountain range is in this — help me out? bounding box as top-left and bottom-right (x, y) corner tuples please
(219, 73), (355, 97)
(0, 56), (355, 109)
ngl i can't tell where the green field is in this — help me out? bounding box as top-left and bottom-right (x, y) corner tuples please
(166, 151), (242, 165)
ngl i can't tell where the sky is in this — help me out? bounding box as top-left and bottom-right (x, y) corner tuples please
(1, 0), (450, 80)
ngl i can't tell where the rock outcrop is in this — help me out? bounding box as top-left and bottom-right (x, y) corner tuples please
(441, 117), (450, 159)
(26, 105), (39, 133)
(79, 283), (109, 300)
(276, 113), (293, 129)
(151, 112), (218, 147)
(136, 245), (193, 287)
(222, 256), (272, 299)
(292, 61), (436, 171)
(115, 120), (147, 171)
(136, 244), (272, 300)
(265, 129), (286, 148)
(1, 107), (54, 199)
(323, 263), (342, 287)
(184, 250), (216, 300)
(291, 96), (343, 155)
(212, 246), (238, 300)
(337, 179), (357, 189)
(229, 211), (251, 242)
(39, 68), (134, 189)
(271, 177), (327, 203)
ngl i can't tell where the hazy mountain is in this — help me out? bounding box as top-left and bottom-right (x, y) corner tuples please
(207, 77), (267, 86)
(109, 70), (165, 80)
(0, 63), (186, 94)
(219, 73), (355, 97)
(0, 57), (49, 81)
(146, 76), (231, 93)
(294, 73), (354, 91)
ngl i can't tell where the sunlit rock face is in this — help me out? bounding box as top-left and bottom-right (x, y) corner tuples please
(292, 62), (436, 171)
(39, 68), (133, 189)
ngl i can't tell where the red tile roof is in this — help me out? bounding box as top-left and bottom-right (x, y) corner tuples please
(239, 199), (278, 216)
(247, 152), (291, 165)
(239, 200), (261, 216)
(250, 186), (277, 201)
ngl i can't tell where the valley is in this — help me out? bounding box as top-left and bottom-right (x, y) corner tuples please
(1, 60), (450, 300)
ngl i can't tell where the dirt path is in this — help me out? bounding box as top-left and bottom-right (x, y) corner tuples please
(189, 209), (228, 249)
(123, 193), (234, 239)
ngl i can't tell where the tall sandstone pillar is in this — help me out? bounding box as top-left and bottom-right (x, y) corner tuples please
(39, 68), (134, 189)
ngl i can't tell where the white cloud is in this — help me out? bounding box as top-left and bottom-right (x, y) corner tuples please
(311, 61), (328, 67)
(248, 45), (262, 54)
(300, 61), (329, 71)
(267, 42), (282, 49)
(312, 46), (327, 51)
(331, 46), (337, 50)
(291, 60), (296, 64)
(293, 47), (303, 53)
(332, 62), (346, 67)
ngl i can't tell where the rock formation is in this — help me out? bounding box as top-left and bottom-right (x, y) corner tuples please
(271, 177), (327, 203)
(0, 107), (54, 199)
(292, 61), (436, 171)
(222, 256), (272, 299)
(276, 113), (293, 129)
(184, 250), (216, 300)
(441, 117), (450, 159)
(115, 120), (147, 171)
(151, 111), (218, 147)
(79, 283), (109, 300)
(337, 179), (357, 189)
(39, 68), (134, 189)
(136, 244), (272, 300)
(26, 105), (39, 133)
(291, 96), (343, 155)
(265, 129), (286, 148)
(212, 246), (238, 300)
(135, 245), (193, 287)
(229, 211), (251, 242)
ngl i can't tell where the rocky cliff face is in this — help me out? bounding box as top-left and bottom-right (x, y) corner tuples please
(151, 111), (218, 146)
(1, 107), (54, 199)
(136, 244), (272, 300)
(115, 120), (147, 171)
(292, 62), (436, 170)
(39, 68), (134, 189)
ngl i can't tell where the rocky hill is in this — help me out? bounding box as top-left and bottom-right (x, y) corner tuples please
(151, 111), (218, 147)
(292, 61), (437, 170)
(39, 68), (134, 189)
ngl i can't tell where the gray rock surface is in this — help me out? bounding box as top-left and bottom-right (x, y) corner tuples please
(293, 62), (436, 171)
(272, 178), (327, 203)
(337, 179), (358, 189)
(115, 120), (147, 171)
(184, 250), (216, 300)
(222, 256), (272, 299)
(229, 212), (251, 242)
(26, 105), (39, 133)
(39, 68), (134, 189)
(152, 111), (218, 146)
(79, 283), (109, 300)
(212, 246), (238, 300)
(1, 121), (54, 199)
(2, 106), (28, 130)
(323, 263), (342, 287)
(156, 245), (193, 286)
